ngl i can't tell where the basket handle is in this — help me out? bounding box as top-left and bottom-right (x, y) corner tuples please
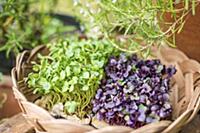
(16, 51), (29, 81)
(27, 45), (46, 63)
(11, 68), (18, 88)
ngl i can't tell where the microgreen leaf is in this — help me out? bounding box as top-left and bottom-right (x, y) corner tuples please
(82, 72), (90, 79)
(60, 70), (66, 80)
(69, 85), (74, 92)
(42, 82), (51, 93)
(65, 66), (71, 76)
(62, 81), (69, 92)
(82, 85), (89, 91)
(65, 101), (79, 114)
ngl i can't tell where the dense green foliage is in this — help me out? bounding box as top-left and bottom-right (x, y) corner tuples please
(74, 0), (199, 55)
(28, 38), (116, 118)
(0, 0), (76, 56)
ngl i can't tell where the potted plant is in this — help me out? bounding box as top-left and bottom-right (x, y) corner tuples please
(0, 0), (79, 74)
(74, 0), (200, 60)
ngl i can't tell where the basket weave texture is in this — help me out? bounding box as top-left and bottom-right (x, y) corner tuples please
(11, 45), (200, 133)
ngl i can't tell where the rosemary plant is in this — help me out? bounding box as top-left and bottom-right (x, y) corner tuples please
(74, 0), (199, 56)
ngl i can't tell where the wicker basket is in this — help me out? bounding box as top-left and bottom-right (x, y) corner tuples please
(11, 45), (200, 133)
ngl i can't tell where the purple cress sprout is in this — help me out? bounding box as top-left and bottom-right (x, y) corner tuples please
(92, 54), (176, 128)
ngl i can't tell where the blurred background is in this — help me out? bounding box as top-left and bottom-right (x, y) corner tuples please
(0, 0), (79, 119)
(0, 1), (200, 132)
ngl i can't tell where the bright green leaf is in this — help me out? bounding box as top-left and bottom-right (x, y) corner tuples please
(62, 81), (69, 92)
(42, 82), (51, 92)
(65, 101), (78, 113)
(157, 65), (164, 73)
(65, 66), (71, 76)
(52, 76), (59, 82)
(60, 70), (66, 80)
(82, 72), (90, 79)
(92, 60), (104, 68)
(82, 85), (89, 91)
(71, 76), (78, 84)
(69, 85), (74, 92)
(91, 71), (99, 77)
(73, 66), (81, 74)
(65, 49), (74, 57)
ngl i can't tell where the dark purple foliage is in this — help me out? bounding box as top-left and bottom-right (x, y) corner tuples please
(92, 54), (176, 128)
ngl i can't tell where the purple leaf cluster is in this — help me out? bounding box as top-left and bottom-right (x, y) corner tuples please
(92, 54), (176, 128)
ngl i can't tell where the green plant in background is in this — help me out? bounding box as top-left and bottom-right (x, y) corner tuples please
(0, 72), (7, 109)
(28, 38), (116, 118)
(73, 0), (199, 56)
(0, 0), (76, 57)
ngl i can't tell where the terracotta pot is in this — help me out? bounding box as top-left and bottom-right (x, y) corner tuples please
(163, 3), (200, 62)
(0, 76), (21, 119)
